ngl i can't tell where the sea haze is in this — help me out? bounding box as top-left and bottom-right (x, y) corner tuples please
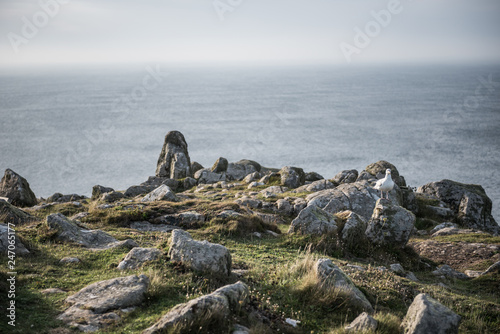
(1, 64), (499, 221)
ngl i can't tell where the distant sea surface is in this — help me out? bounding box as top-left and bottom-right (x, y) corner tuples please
(1, 64), (499, 222)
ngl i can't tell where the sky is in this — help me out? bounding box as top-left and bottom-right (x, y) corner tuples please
(1, 0), (500, 67)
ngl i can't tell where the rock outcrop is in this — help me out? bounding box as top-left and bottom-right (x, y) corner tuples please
(417, 179), (499, 235)
(345, 312), (378, 332)
(143, 281), (248, 334)
(168, 230), (231, 276)
(0, 223), (29, 255)
(365, 199), (415, 248)
(336, 210), (368, 248)
(91, 185), (114, 200)
(58, 275), (149, 332)
(226, 160), (262, 181)
(118, 247), (162, 270)
(401, 293), (460, 334)
(288, 205), (338, 235)
(279, 166), (306, 189)
(307, 180), (392, 221)
(0, 169), (37, 207)
(0, 200), (35, 225)
(365, 161), (405, 187)
(141, 185), (178, 202)
(332, 169), (359, 185)
(46, 213), (137, 250)
(314, 258), (373, 312)
(155, 131), (191, 179)
(156, 211), (205, 229)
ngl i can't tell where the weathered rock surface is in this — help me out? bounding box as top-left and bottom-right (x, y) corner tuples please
(0, 200), (35, 225)
(280, 166), (306, 189)
(142, 281), (248, 334)
(336, 210), (367, 248)
(211, 157), (229, 173)
(156, 131), (191, 179)
(483, 261), (500, 275)
(306, 180), (394, 222)
(226, 160), (261, 181)
(234, 196), (262, 209)
(332, 169), (359, 185)
(345, 312), (378, 332)
(156, 211), (205, 229)
(365, 199), (415, 248)
(365, 161), (405, 187)
(124, 185), (155, 198)
(417, 179), (499, 235)
(294, 180), (336, 193)
(141, 185), (179, 202)
(430, 222), (458, 235)
(288, 205), (338, 235)
(168, 230), (231, 276)
(305, 171), (324, 182)
(91, 185), (114, 200)
(194, 169), (226, 184)
(0, 223), (29, 255)
(58, 275), (149, 332)
(409, 240), (500, 272)
(0, 169), (37, 207)
(314, 258), (373, 312)
(431, 227), (477, 237)
(401, 293), (460, 334)
(46, 213), (137, 250)
(118, 247), (162, 270)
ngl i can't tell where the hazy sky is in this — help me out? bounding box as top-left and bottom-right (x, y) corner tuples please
(1, 0), (500, 66)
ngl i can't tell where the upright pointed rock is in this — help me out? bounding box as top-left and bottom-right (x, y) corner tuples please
(0, 169), (37, 207)
(155, 131), (191, 179)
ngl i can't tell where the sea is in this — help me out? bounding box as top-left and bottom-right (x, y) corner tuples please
(1, 64), (499, 222)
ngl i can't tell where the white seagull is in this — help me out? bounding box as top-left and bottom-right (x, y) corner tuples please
(374, 168), (395, 200)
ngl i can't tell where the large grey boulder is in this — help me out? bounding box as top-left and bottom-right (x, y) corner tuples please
(155, 131), (191, 179)
(336, 210), (368, 248)
(0, 200), (34, 225)
(226, 160), (261, 181)
(307, 180), (392, 221)
(314, 258), (373, 312)
(47, 193), (87, 203)
(0, 223), (29, 255)
(194, 169), (226, 184)
(168, 230), (232, 276)
(332, 169), (359, 185)
(142, 281), (248, 334)
(288, 205), (338, 235)
(58, 275), (149, 332)
(141, 185), (179, 202)
(124, 185), (155, 198)
(118, 247), (162, 270)
(401, 293), (460, 334)
(365, 160), (405, 187)
(365, 199), (415, 248)
(211, 157), (229, 173)
(0, 169), (37, 207)
(417, 179), (499, 235)
(279, 166), (306, 189)
(345, 312), (378, 332)
(91, 185), (114, 200)
(305, 171), (324, 182)
(46, 213), (137, 250)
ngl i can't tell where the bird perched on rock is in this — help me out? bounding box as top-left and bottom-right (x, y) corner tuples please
(374, 168), (394, 200)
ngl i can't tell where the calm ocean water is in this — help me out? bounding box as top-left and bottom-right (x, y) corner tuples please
(1, 64), (499, 221)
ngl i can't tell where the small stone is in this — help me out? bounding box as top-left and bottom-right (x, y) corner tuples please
(390, 263), (406, 275)
(345, 312), (377, 332)
(60, 257), (81, 264)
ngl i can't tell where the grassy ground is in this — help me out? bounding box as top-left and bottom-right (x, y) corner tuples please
(1, 185), (499, 334)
